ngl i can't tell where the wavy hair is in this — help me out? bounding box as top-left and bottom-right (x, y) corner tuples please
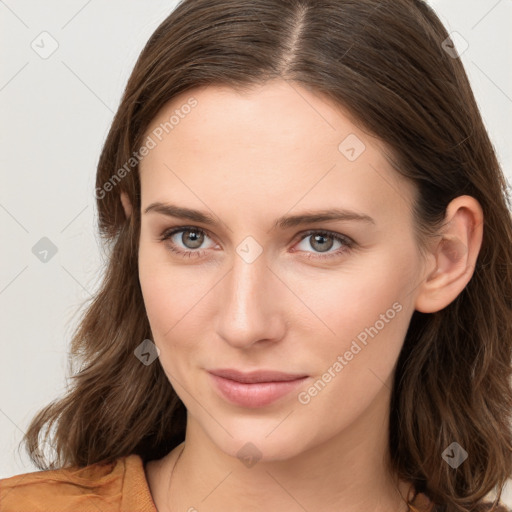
(20, 1), (512, 510)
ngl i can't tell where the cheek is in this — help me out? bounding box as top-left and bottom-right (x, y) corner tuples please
(309, 253), (415, 340)
(298, 269), (413, 423)
(138, 242), (185, 339)
(138, 242), (215, 348)
(302, 249), (418, 385)
(137, 260), (198, 383)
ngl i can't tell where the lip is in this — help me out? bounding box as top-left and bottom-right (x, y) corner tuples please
(208, 368), (308, 383)
(207, 368), (309, 408)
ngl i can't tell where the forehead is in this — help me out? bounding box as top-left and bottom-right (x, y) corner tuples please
(144, 80), (368, 153)
(138, 81), (416, 227)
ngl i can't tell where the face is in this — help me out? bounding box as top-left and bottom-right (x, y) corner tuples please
(136, 79), (426, 461)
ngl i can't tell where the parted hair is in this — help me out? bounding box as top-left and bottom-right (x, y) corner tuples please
(20, 1), (512, 510)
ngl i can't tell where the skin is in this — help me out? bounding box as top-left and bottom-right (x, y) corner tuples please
(120, 79), (483, 512)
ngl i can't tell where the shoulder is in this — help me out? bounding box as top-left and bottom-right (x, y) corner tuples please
(0, 453), (157, 511)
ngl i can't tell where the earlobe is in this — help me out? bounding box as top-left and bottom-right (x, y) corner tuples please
(120, 191), (133, 220)
(414, 195), (484, 314)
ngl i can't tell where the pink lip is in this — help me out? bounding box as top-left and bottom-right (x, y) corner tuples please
(208, 368), (308, 383)
(208, 369), (309, 408)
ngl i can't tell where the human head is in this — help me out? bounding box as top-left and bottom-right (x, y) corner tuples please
(23, 1), (512, 509)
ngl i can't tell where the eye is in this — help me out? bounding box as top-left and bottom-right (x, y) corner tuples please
(159, 226), (355, 261)
(293, 230), (354, 260)
(159, 226), (216, 259)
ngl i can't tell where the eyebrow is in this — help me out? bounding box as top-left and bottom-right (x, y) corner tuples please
(144, 202), (375, 230)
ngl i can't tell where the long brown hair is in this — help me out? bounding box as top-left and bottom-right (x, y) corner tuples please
(20, 1), (512, 510)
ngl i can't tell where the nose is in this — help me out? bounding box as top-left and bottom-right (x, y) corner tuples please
(215, 249), (286, 350)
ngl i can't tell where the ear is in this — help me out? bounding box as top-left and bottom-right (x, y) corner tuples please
(120, 191), (133, 220)
(414, 195), (484, 313)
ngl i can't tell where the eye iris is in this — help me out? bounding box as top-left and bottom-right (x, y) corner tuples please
(182, 229), (204, 249)
(310, 234), (333, 253)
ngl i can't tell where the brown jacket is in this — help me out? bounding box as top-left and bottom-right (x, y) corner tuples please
(0, 454), (157, 511)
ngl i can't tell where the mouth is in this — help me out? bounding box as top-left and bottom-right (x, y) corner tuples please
(208, 368), (308, 383)
(207, 368), (309, 408)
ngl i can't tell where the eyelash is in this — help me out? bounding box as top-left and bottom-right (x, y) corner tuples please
(158, 226), (355, 261)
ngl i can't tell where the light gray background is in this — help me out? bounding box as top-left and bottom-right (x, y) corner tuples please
(1, 0), (511, 505)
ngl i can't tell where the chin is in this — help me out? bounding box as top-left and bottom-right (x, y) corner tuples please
(201, 416), (316, 463)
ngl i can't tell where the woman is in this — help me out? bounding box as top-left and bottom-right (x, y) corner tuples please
(1, 0), (511, 510)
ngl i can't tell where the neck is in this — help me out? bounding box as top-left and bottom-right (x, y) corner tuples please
(168, 438), (412, 512)
(156, 385), (416, 512)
